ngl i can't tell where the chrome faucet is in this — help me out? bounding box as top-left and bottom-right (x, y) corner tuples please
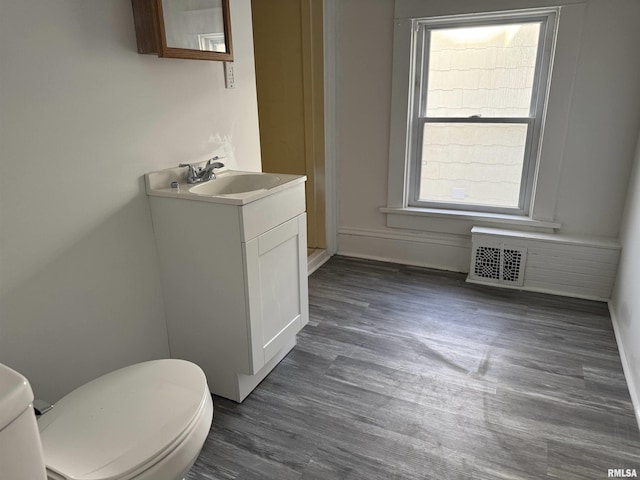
(179, 157), (225, 184)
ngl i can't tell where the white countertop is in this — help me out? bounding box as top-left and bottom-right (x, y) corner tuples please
(145, 165), (306, 206)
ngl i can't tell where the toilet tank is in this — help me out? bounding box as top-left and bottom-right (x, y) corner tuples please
(0, 363), (47, 480)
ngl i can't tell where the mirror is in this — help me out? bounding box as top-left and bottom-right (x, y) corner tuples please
(132, 0), (233, 61)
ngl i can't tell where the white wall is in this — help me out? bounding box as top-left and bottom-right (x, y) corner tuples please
(0, 0), (262, 402)
(553, 0), (640, 235)
(336, 0), (394, 233)
(611, 130), (640, 420)
(335, 0), (640, 270)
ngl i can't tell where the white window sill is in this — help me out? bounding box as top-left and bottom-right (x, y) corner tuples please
(381, 206), (561, 231)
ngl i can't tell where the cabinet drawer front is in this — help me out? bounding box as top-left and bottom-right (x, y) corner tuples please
(240, 183), (305, 241)
(258, 216), (300, 256)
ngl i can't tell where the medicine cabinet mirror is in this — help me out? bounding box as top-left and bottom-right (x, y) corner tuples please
(132, 0), (233, 61)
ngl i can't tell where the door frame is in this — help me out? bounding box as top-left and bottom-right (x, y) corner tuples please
(322, 0), (338, 255)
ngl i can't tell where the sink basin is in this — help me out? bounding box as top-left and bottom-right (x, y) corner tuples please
(189, 173), (281, 196)
(145, 166), (305, 205)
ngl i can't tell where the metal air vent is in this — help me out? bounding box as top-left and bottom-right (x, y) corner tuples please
(469, 243), (526, 287)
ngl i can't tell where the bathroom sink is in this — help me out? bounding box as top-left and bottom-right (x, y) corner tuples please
(145, 166), (305, 205)
(189, 173), (281, 196)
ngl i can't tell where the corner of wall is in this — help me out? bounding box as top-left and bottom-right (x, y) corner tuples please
(608, 301), (640, 429)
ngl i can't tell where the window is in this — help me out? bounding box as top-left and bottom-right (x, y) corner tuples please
(407, 10), (557, 214)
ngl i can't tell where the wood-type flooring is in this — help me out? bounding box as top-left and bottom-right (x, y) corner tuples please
(187, 256), (640, 479)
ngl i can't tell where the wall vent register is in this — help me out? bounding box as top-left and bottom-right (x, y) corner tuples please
(470, 243), (527, 287)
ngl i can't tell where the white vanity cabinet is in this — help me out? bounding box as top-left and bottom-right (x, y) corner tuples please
(147, 180), (308, 402)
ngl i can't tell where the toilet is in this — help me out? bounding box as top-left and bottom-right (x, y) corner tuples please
(0, 359), (213, 480)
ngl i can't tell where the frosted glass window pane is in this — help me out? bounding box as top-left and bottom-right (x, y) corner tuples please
(419, 123), (528, 208)
(426, 23), (540, 117)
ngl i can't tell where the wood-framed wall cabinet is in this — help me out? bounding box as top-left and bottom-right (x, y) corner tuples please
(131, 0), (233, 61)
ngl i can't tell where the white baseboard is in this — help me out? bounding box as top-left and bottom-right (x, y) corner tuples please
(608, 301), (640, 430)
(467, 276), (610, 302)
(337, 227), (471, 272)
(338, 226), (616, 300)
(308, 249), (331, 275)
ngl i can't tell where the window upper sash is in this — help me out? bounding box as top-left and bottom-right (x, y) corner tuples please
(416, 15), (551, 120)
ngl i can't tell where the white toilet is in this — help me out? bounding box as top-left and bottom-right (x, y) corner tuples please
(0, 359), (213, 480)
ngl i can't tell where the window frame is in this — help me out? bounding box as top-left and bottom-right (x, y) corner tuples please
(405, 10), (558, 215)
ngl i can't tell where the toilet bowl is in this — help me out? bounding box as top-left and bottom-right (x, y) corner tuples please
(0, 359), (213, 480)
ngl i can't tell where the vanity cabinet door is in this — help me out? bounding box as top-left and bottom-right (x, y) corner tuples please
(244, 214), (309, 374)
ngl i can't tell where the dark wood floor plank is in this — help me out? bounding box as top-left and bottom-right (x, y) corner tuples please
(187, 256), (640, 480)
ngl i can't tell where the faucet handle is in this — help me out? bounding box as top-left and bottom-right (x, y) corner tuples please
(206, 157), (225, 169)
(179, 163), (200, 183)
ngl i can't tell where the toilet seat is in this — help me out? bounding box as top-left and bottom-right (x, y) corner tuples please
(38, 359), (212, 480)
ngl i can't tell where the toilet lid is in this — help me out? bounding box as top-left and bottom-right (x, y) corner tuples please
(0, 363), (34, 430)
(38, 359), (209, 480)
